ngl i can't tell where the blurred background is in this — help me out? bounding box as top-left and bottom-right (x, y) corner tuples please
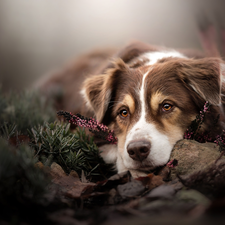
(0, 0), (224, 92)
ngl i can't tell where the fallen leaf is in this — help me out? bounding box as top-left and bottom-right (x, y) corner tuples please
(155, 166), (171, 181)
(136, 173), (165, 190)
(35, 161), (45, 169)
(148, 175), (165, 190)
(81, 171), (131, 197)
(50, 162), (95, 199)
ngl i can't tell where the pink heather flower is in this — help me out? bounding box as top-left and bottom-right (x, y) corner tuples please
(184, 101), (211, 141)
(203, 101), (209, 113)
(214, 131), (225, 151)
(57, 111), (118, 144)
(183, 101), (225, 151)
(167, 159), (178, 168)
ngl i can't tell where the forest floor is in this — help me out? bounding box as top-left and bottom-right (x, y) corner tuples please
(1, 90), (225, 225)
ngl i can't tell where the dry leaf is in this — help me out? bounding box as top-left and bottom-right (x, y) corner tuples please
(50, 162), (95, 199)
(136, 173), (165, 190)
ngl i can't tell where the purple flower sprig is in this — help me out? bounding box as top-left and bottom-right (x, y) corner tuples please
(183, 101), (225, 151)
(57, 111), (117, 145)
(184, 101), (211, 141)
(167, 159), (178, 168)
(214, 130), (225, 152)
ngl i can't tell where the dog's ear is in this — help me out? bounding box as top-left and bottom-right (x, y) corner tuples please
(81, 59), (128, 123)
(178, 58), (224, 105)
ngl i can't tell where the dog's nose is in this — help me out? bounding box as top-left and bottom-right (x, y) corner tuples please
(127, 140), (151, 161)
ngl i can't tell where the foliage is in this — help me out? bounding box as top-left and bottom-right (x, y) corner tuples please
(29, 122), (113, 179)
(0, 88), (113, 181)
(0, 138), (50, 207)
(0, 88), (55, 135)
(0, 122), (17, 141)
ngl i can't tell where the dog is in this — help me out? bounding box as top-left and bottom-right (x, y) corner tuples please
(37, 40), (225, 177)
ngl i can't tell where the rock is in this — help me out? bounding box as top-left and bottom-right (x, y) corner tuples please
(147, 185), (176, 200)
(176, 189), (211, 207)
(139, 198), (196, 215)
(117, 180), (146, 198)
(169, 140), (225, 198)
(178, 159), (225, 198)
(170, 139), (223, 179)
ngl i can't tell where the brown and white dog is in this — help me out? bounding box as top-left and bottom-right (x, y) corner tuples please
(38, 40), (225, 177)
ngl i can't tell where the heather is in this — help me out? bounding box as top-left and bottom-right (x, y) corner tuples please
(184, 101), (225, 152)
(57, 110), (117, 144)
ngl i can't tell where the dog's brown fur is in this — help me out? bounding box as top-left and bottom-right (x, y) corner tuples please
(37, 41), (208, 115)
(37, 40), (225, 176)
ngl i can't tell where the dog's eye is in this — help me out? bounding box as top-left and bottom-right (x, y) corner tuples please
(162, 103), (172, 112)
(119, 109), (129, 118)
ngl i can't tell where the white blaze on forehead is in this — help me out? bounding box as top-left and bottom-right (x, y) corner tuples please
(144, 51), (187, 65)
(124, 70), (148, 144)
(140, 71), (149, 120)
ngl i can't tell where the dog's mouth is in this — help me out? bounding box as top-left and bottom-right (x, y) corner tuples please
(127, 160), (156, 171)
(128, 161), (169, 177)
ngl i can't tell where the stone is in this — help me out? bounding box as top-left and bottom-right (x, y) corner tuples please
(147, 184), (176, 200)
(169, 139), (223, 179)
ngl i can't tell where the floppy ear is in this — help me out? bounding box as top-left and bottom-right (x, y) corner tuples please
(81, 59), (128, 123)
(178, 58), (224, 105)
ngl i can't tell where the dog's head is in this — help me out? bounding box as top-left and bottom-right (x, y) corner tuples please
(81, 52), (224, 172)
